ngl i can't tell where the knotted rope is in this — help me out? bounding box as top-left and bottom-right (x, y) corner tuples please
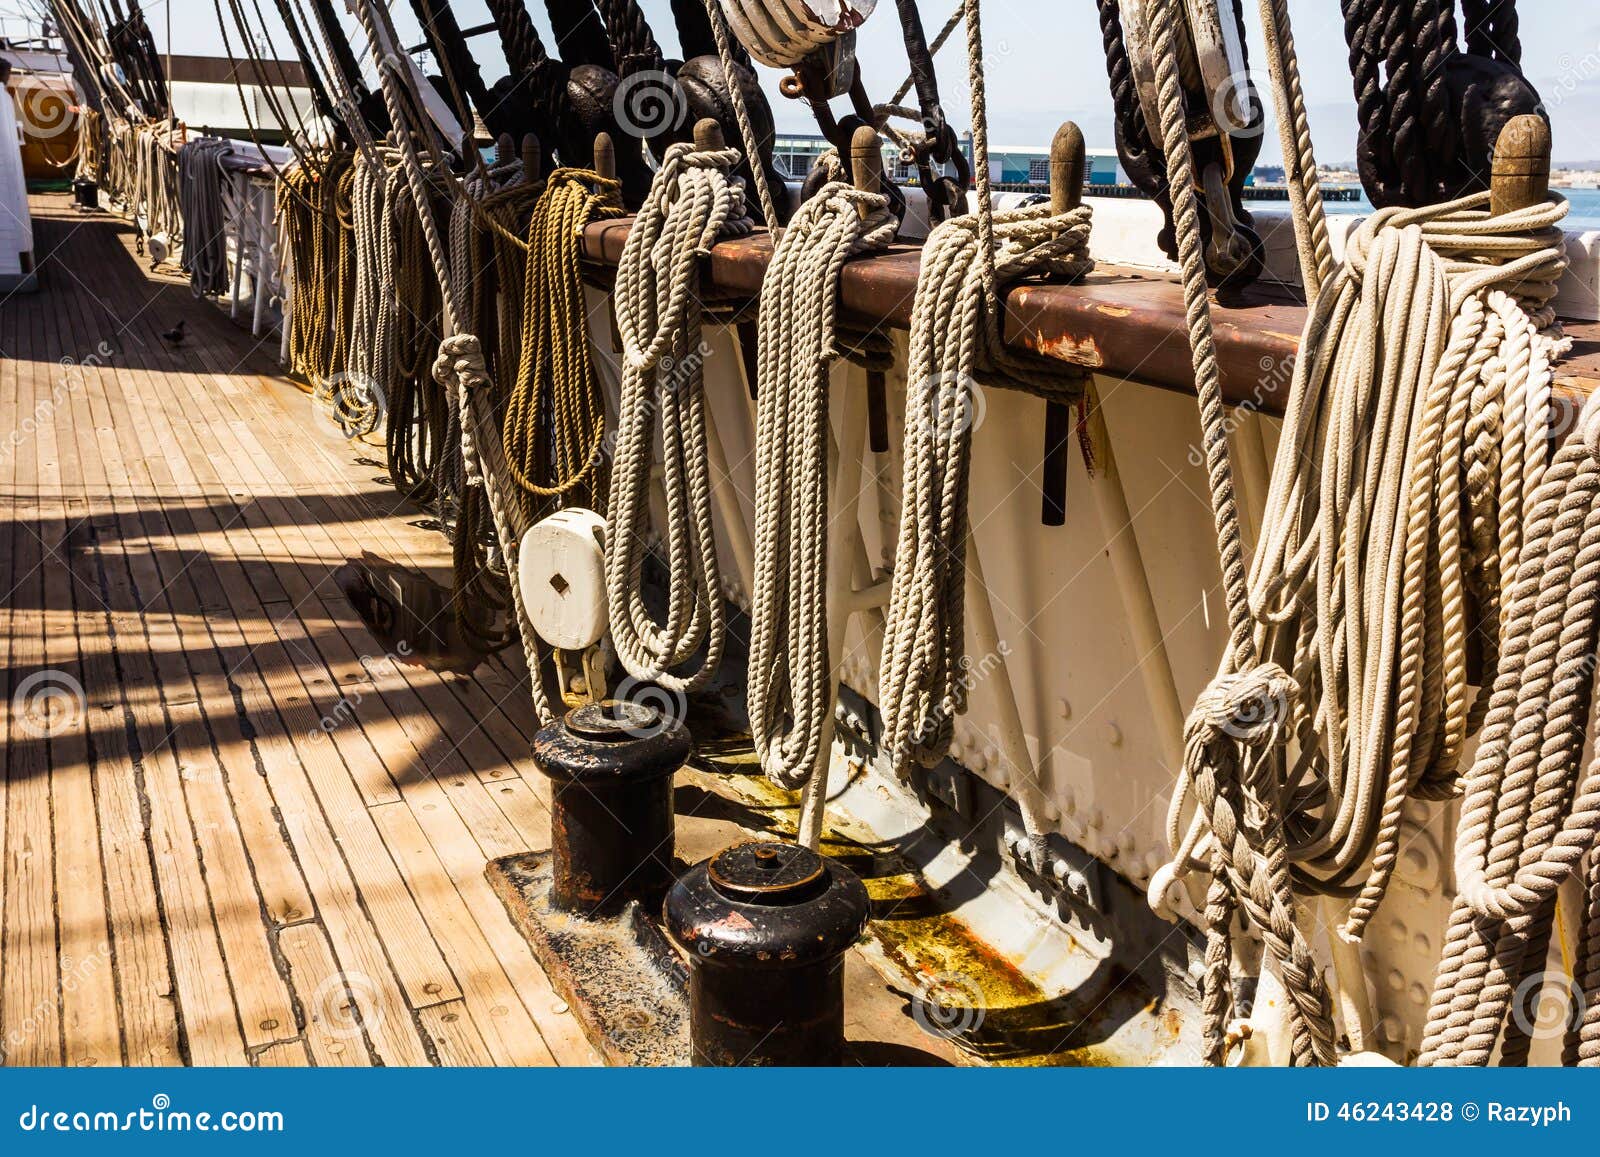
(1141, 0), (1573, 1067)
(606, 140), (752, 694)
(747, 181), (898, 790)
(1135, 0), (1337, 1067)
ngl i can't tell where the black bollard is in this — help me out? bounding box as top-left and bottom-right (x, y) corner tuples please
(665, 841), (871, 1066)
(531, 701), (689, 918)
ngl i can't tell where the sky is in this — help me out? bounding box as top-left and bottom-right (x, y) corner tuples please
(18, 0), (1600, 164)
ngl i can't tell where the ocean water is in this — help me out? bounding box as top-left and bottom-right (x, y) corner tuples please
(1325, 184), (1600, 231)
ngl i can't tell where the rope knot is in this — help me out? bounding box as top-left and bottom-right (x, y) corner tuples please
(431, 333), (490, 394)
(1186, 663), (1298, 749)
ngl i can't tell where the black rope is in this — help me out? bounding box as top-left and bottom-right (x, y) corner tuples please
(409, 0), (494, 122)
(1340, 0), (1543, 207)
(543, 0), (616, 69)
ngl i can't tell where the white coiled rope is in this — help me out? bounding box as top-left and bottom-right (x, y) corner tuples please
(876, 0), (1094, 780)
(1421, 389), (1600, 1067)
(606, 140), (753, 693)
(1139, 0), (1575, 1067)
(747, 180), (898, 790)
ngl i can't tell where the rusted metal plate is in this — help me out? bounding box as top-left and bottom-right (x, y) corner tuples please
(582, 219), (1600, 419)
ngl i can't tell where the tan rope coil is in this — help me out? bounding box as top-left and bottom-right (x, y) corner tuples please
(503, 168), (625, 513)
(605, 139), (752, 694)
(747, 181), (898, 790)
(876, 0), (1093, 780)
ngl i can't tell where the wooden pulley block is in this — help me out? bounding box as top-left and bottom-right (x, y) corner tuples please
(519, 508), (610, 652)
(717, 0), (876, 70)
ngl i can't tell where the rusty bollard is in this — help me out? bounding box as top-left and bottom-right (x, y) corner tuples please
(665, 841), (871, 1066)
(532, 701), (689, 918)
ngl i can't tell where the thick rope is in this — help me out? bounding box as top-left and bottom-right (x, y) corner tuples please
(876, 0), (1092, 782)
(748, 182), (898, 790)
(177, 136), (234, 297)
(1421, 389), (1600, 1068)
(1142, 0), (1573, 1068)
(1138, 0), (1336, 1067)
(503, 168), (625, 513)
(605, 140), (752, 694)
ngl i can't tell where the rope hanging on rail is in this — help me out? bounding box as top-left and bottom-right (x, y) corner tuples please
(502, 167), (625, 515)
(605, 137), (753, 694)
(1133, 0), (1338, 1067)
(876, 0), (1093, 784)
(747, 175), (898, 791)
(1419, 388), (1600, 1068)
(178, 136), (234, 297)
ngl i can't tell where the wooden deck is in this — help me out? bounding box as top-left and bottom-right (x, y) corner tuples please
(0, 193), (595, 1067)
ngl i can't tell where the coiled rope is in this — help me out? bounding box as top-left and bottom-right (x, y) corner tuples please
(503, 168), (625, 514)
(876, 0), (1093, 781)
(1421, 395), (1600, 1069)
(177, 136), (234, 297)
(350, 0), (559, 724)
(605, 139), (752, 694)
(747, 180), (898, 790)
(279, 152), (356, 391)
(1144, 0), (1576, 1068)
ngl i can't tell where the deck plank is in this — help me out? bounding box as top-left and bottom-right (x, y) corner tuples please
(1, 258), (62, 1066)
(2, 195), (602, 1068)
(51, 245), (189, 1066)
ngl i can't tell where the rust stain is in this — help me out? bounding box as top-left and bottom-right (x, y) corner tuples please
(709, 910), (756, 934)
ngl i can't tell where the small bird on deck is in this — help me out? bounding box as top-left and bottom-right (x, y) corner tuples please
(161, 320), (187, 347)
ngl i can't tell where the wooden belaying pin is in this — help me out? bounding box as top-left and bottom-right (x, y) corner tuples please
(496, 132), (514, 167)
(1490, 113), (1551, 217)
(852, 125), (891, 453)
(593, 132), (616, 181)
(521, 134), (542, 185)
(1043, 121), (1087, 528)
(694, 118), (726, 151)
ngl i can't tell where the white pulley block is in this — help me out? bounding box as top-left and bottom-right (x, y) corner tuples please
(518, 508), (609, 652)
(719, 0), (877, 70)
(147, 232), (171, 265)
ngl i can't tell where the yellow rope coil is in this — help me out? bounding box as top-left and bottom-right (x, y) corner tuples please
(502, 168), (623, 510)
